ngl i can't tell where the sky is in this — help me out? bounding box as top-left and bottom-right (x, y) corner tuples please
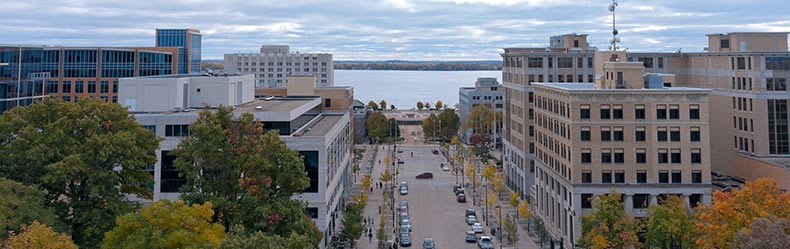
(2, 0), (789, 60)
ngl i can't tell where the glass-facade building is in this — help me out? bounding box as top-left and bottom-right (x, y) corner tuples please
(155, 29), (202, 74)
(0, 28), (200, 114)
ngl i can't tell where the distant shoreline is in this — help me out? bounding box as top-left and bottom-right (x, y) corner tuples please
(334, 61), (502, 71)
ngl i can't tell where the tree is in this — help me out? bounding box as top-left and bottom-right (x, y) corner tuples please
(462, 105), (499, 146)
(390, 104), (396, 110)
(643, 195), (696, 249)
(733, 217), (790, 249)
(0, 178), (59, 240)
(518, 201), (532, 220)
(379, 167), (393, 183)
(425, 102), (432, 109)
(416, 101), (424, 110)
(219, 230), (316, 249)
(102, 200), (225, 249)
(509, 192), (520, 210)
(173, 105), (321, 246)
(491, 173), (506, 198)
(435, 100), (444, 109)
(367, 111), (389, 143)
(3, 221), (77, 249)
(379, 100), (387, 110)
(0, 98), (160, 247)
(482, 161), (496, 181)
(578, 190), (641, 249)
(367, 100), (379, 110)
(340, 202), (365, 247)
(504, 215), (519, 246)
(438, 109), (460, 141)
(421, 114), (439, 141)
(695, 178), (790, 248)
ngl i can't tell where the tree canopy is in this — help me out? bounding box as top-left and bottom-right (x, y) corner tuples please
(173, 105), (321, 246)
(416, 101), (424, 110)
(102, 200), (225, 249)
(379, 100), (387, 110)
(643, 195), (696, 249)
(0, 178), (59, 241)
(438, 109), (460, 141)
(367, 111), (390, 143)
(435, 100), (444, 109)
(367, 100), (379, 110)
(340, 202), (365, 247)
(462, 104), (500, 145)
(0, 98), (160, 247)
(3, 221), (77, 249)
(578, 190), (640, 249)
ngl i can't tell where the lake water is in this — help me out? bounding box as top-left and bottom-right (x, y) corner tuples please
(335, 70), (501, 109)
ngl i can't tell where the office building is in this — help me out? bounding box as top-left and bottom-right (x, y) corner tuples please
(224, 45), (334, 88)
(530, 54), (712, 248)
(0, 28), (201, 114)
(120, 74), (353, 249)
(155, 29), (202, 74)
(459, 77), (503, 144)
(353, 99), (371, 144)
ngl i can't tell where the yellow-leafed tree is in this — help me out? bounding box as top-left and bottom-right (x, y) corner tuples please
(3, 221), (76, 249)
(695, 178), (790, 248)
(518, 201), (532, 220)
(102, 200), (225, 249)
(482, 161), (497, 182)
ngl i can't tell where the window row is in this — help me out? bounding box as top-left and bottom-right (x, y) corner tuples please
(580, 126), (701, 142)
(580, 148), (702, 164)
(580, 170), (703, 185)
(580, 104), (700, 120)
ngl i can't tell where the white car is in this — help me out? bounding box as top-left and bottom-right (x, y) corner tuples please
(465, 215), (478, 225)
(472, 223), (484, 233)
(401, 219), (412, 232)
(400, 186), (408, 195)
(478, 236), (494, 249)
(442, 165), (450, 171)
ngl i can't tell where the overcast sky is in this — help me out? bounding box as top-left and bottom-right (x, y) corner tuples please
(2, 0), (789, 60)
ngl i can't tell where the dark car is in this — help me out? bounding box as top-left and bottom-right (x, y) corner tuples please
(457, 193), (467, 203)
(416, 172), (434, 179)
(432, 150), (439, 155)
(453, 185), (463, 194)
(466, 209), (476, 218)
(398, 159), (405, 164)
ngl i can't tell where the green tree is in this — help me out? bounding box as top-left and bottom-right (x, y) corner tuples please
(416, 101), (424, 110)
(379, 100), (388, 110)
(643, 195), (696, 249)
(504, 215), (519, 246)
(340, 202), (365, 247)
(102, 200), (225, 249)
(219, 230), (316, 249)
(173, 105), (320, 246)
(367, 100), (379, 110)
(578, 190), (641, 249)
(438, 108), (460, 141)
(3, 221), (77, 249)
(367, 111), (389, 143)
(421, 113), (439, 141)
(0, 178), (59, 240)
(435, 100), (444, 109)
(462, 104), (499, 145)
(0, 98), (160, 247)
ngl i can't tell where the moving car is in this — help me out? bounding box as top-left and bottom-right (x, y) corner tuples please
(398, 149), (404, 153)
(432, 150), (439, 155)
(441, 165), (450, 171)
(400, 233), (412, 247)
(423, 238), (435, 249)
(466, 209), (477, 218)
(472, 223), (484, 233)
(465, 231), (477, 243)
(478, 236), (494, 249)
(465, 215), (478, 225)
(453, 185), (463, 194)
(400, 186), (408, 195)
(416, 172), (434, 179)
(398, 159), (405, 164)
(457, 193), (466, 203)
(400, 219), (412, 232)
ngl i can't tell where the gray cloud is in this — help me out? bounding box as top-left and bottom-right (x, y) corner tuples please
(1, 0), (788, 60)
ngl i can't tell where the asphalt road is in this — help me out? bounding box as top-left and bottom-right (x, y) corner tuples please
(394, 144), (498, 249)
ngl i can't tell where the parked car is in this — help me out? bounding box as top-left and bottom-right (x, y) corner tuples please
(453, 185), (463, 194)
(400, 219), (412, 232)
(477, 236), (494, 249)
(401, 181), (408, 188)
(423, 238), (435, 249)
(441, 165), (450, 171)
(457, 193), (466, 203)
(400, 233), (412, 247)
(432, 150), (439, 155)
(465, 215), (478, 225)
(400, 186), (408, 195)
(399, 212), (409, 222)
(466, 209), (477, 218)
(398, 159), (405, 164)
(400, 201), (409, 210)
(399, 226), (410, 236)
(465, 231), (477, 243)
(416, 172), (434, 179)
(472, 223), (484, 233)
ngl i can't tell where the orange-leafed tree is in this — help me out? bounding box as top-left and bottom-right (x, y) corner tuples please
(695, 178), (790, 248)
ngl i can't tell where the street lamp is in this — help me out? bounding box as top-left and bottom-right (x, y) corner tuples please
(495, 205), (502, 248)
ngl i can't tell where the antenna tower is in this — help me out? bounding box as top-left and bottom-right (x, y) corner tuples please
(609, 0), (620, 51)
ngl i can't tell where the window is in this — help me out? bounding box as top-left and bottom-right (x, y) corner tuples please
(601, 171), (612, 183)
(601, 150), (612, 163)
(657, 128), (668, 141)
(636, 171), (647, 183)
(638, 57), (654, 68)
(62, 81), (71, 93)
(671, 149), (682, 164)
(100, 81), (109, 93)
(580, 105), (590, 119)
(670, 128), (681, 141)
(613, 128), (624, 141)
(614, 171), (625, 183)
(75, 80), (84, 93)
(692, 171), (702, 183)
(300, 151), (319, 193)
(600, 105), (611, 119)
(658, 57), (664, 68)
(613, 105), (623, 119)
(657, 105), (667, 119)
(690, 128), (701, 142)
(600, 128), (611, 141)
(581, 194), (593, 209)
(721, 39), (730, 49)
(87, 81), (96, 93)
(659, 171), (669, 183)
(690, 105), (700, 119)
(691, 149), (702, 164)
(768, 99), (789, 154)
(614, 150), (624, 164)
(305, 207), (319, 219)
(690, 194), (703, 208)
(669, 105), (680, 119)
(767, 78), (787, 91)
(165, 124), (190, 137)
(582, 171), (592, 183)
(737, 57), (746, 70)
(636, 149), (647, 163)
(558, 57), (573, 68)
(766, 57), (790, 70)
(634, 194), (649, 208)
(671, 171), (682, 183)
(658, 149), (669, 164)
(581, 150), (592, 163)
(324, 98), (331, 107)
(160, 150), (185, 193)
(528, 57), (543, 68)
(580, 128), (591, 141)
(635, 127), (646, 141)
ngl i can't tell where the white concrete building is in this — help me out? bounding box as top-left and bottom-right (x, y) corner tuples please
(119, 74), (352, 248)
(224, 45), (334, 88)
(458, 77), (503, 144)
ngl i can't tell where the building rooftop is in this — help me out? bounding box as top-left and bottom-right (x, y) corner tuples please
(127, 73), (246, 79)
(300, 115), (344, 137)
(533, 83), (710, 92)
(235, 97), (319, 113)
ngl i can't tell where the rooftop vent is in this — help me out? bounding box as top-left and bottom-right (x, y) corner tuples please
(263, 96), (275, 101)
(255, 106), (263, 110)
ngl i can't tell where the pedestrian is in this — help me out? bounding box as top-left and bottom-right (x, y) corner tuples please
(368, 231), (372, 242)
(370, 187), (373, 193)
(378, 205), (381, 214)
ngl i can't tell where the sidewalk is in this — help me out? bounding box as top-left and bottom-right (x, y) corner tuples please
(355, 144), (395, 249)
